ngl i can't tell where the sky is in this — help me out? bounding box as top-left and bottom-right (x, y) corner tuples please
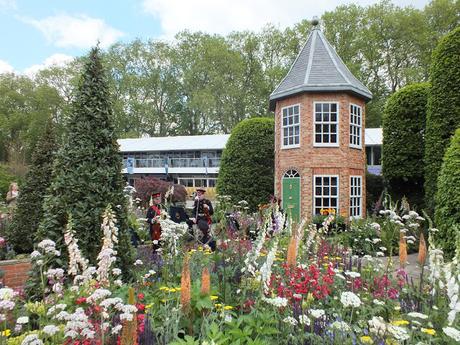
(0, 0), (431, 76)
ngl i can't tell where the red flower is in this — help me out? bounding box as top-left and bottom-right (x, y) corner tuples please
(137, 293), (145, 300)
(76, 297), (87, 304)
(136, 303), (145, 312)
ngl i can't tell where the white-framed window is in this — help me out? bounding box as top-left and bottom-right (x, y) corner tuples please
(349, 104), (362, 148)
(350, 176), (362, 218)
(313, 175), (339, 215)
(282, 104), (300, 148)
(314, 102), (339, 147)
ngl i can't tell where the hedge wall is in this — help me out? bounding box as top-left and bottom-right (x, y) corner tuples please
(424, 26), (460, 213)
(382, 83), (429, 209)
(217, 117), (274, 212)
(434, 128), (460, 258)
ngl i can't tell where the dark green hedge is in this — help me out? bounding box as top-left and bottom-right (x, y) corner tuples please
(6, 120), (57, 253)
(366, 173), (384, 215)
(382, 83), (429, 209)
(424, 26), (460, 213)
(434, 128), (460, 258)
(217, 117), (274, 212)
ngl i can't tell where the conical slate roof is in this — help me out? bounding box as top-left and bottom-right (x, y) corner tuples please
(269, 26), (372, 110)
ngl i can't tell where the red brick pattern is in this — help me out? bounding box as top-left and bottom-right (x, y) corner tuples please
(274, 92), (367, 220)
(0, 259), (31, 290)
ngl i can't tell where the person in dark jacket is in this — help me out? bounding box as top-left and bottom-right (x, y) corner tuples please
(187, 188), (215, 249)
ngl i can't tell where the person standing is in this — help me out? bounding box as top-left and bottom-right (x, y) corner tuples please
(146, 192), (164, 252)
(188, 187), (214, 249)
(6, 182), (19, 207)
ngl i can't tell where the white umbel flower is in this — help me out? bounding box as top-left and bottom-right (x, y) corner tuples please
(340, 291), (361, 308)
(443, 327), (460, 341)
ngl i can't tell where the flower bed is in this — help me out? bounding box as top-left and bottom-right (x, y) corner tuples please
(0, 201), (459, 344)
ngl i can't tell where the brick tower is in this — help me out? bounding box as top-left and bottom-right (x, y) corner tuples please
(270, 20), (372, 221)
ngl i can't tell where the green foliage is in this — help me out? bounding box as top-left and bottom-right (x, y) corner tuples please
(217, 118), (274, 212)
(425, 26), (460, 213)
(434, 128), (460, 258)
(6, 120), (57, 253)
(0, 164), (16, 199)
(366, 173), (384, 215)
(382, 83), (429, 208)
(36, 47), (134, 274)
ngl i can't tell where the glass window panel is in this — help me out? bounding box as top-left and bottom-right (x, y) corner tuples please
(294, 105), (299, 113)
(331, 198), (337, 207)
(315, 198), (322, 206)
(315, 177), (321, 185)
(315, 104), (321, 112)
(324, 177), (330, 184)
(331, 113), (337, 122)
(323, 103), (329, 112)
(289, 137), (293, 145)
(315, 124), (322, 133)
(323, 134), (329, 143)
(294, 114), (299, 123)
(283, 117), (287, 126)
(331, 177), (337, 185)
(315, 134), (321, 143)
(331, 134), (337, 143)
(294, 136), (299, 145)
(323, 199), (330, 207)
(289, 107), (293, 116)
(315, 113), (322, 122)
(323, 187), (329, 195)
(331, 103), (337, 112)
(331, 187), (337, 195)
(316, 187), (322, 195)
(331, 124), (337, 133)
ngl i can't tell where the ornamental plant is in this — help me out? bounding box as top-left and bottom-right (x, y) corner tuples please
(217, 117), (275, 212)
(424, 26), (460, 213)
(36, 47), (134, 274)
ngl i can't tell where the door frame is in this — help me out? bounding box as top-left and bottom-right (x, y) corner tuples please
(281, 169), (301, 222)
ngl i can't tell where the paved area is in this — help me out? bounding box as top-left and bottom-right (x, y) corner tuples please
(380, 253), (427, 280)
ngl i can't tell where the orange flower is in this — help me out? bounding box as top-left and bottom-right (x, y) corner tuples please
(120, 287), (138, 345)
(399, 233), (407, 268)
(200, 266), (211, 296)
(180, 254), (191, 313)
(287, 234), (298, 267)
(418, 232), (427, 265)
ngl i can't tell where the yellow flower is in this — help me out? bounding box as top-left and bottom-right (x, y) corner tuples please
(159, 286), (169, 291)
(160, 299), (167, 303)
(145, 303), (154, 310)
(421, 328), (436, 335)
(391, 320), (409, 326)
(169, 288), (177, 293)
(323, 256), (329, 260)
(215, 303), (222, 308)
(198, 246), (203, 251)
(1, 329), (11, 337)
(360, 336), (373, 344)
(175, 287), (181, 291)
(210, 295), (219, 301)
(223, 305), (234, 310)
(394, 305), (401, 311)
(189, 249), (196, 253)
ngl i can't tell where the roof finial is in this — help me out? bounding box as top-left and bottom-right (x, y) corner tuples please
(311, 16), (320, 28)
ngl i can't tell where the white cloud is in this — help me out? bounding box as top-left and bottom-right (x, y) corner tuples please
(0, 59), (14, 74)
(0, 0), (16, 11)
(142, 0), (430, 38)
(21, 13), (125, 49)
(23, 53), (74, 77)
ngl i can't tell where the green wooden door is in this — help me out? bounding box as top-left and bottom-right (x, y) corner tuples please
(282, 177), (300, 222)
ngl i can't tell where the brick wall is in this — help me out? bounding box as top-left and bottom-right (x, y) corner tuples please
(274, 92), (367, 220)
(0, 259), (31, 290)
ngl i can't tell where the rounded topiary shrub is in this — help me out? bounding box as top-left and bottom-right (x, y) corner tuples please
(217, 117), (274, 212)
(434, 128), (460, 258)
(424, 26), (460, 213)
(382, 83), (429, 209)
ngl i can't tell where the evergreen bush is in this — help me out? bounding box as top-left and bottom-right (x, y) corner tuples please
(434, 128), (460, 258)
(36, 47), (134, 273)
(7, 120), (57, 253)
(366, 173), (385, 215)
(382, 83), (429, 209)
(217, 117), (274, 212)
(424, 27), (460, 213)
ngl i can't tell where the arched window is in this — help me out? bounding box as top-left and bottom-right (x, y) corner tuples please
(283, 169), (300, 178)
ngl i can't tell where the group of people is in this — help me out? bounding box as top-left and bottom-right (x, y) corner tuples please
(146, 187), (215, 252)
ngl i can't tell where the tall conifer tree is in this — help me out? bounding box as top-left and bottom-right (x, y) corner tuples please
(37, 47), (134, 271)
(7, 119), (57, 253)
